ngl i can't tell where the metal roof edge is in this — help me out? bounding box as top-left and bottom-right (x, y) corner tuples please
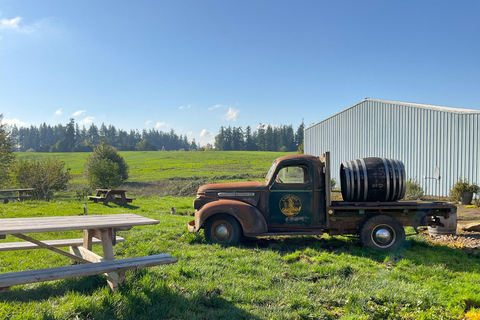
(305, 98), (480, 130)
(305, 98), (368, 130)
(367, 98), (480, 114)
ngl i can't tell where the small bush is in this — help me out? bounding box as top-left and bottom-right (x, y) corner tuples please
(72, 185), (93, 200)
(405, 179), (424, 200)
(449, 178), (480, 204)
(331, 178), (336, 189)
(10, 158), (71, 200)
(84, 142), (129, 189)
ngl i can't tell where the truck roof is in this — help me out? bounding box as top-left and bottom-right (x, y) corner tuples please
(274, 154), (320, 164)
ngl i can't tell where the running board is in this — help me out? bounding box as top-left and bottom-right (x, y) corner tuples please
(247, 230), (323, 236)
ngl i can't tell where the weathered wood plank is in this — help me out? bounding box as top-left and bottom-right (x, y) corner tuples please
(0, 254), (178, 288)
(0, 214), (159, 235)
(70, 246), (104, 262)
(0, 236), (125, 251)
(12, 234), (91, 264)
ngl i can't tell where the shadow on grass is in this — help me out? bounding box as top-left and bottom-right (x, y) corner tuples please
(0, 276), (106, 302)
(104, 203), (140, 210)
(0, 272), (260, 320)
(241, 234), (480, 272)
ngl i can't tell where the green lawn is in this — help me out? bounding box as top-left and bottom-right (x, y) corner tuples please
(2, 151), (480, 319)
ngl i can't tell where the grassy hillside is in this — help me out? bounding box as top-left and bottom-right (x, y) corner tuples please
(2, 151), (480, 319)
(16, 151), (289, 181)
(16, 151), (292, 197)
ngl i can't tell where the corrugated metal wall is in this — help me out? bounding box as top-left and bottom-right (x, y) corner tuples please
(305, 99), (480, 197)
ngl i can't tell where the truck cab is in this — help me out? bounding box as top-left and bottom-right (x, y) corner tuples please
(188, 153), (456, 250)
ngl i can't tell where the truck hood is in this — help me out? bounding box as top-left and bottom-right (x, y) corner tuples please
(198, 181), (268, 193)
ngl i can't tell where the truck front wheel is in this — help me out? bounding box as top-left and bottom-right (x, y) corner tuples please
(360, 215), (405, 250)
(204, 214), (242, 245)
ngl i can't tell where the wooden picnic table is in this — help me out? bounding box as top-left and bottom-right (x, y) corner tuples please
(0, 188), (34, 203)
(0, 214), (178, 292)
(88, 189), (133, 205)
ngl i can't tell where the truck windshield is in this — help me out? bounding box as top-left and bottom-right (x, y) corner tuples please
(265, 161), (276, 181)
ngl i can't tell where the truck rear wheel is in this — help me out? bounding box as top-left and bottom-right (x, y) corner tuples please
(204, 214), (242, 245)
(360, 215), (405, 250)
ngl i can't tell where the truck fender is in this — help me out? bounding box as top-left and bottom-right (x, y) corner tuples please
(195, 199), (268, 235)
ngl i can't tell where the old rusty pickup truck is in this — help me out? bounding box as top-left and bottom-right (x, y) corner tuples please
(188, 152), (456, 250)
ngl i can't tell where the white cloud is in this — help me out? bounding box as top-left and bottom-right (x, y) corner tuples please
(145, 120), (153, 125)
(79, 117), (95, 125)
(155, 122), (169, 128)
(73, 110), (86, 117)
(222, 107), (240, 121)
(200, 129), (212, 137)
(179, 104), (191, 110)
(3, 118), (27, 126)
(209, 104), (224, 110)
(55, 108), (62, 115)
(0, 17), (21, 30)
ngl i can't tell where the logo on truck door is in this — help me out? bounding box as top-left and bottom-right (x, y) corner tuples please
(279, 194), (302, 216)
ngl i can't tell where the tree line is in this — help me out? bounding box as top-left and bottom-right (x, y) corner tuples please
(10, 119), (198, 152)
(8, 118), (304, 153)
(214, 123), (304, 152)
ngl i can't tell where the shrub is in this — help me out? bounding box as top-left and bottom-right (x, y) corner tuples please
(84, 142), (129, 189)
(449, 178), (480, 204)
(405, 179), (424, 200)
(331, 178), (337, 189)
(72, 184), (93, 200)
(10, 158), (71, 200)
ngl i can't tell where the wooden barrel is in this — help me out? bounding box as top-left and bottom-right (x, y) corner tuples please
(427, 213), (457, 235)
(340, 157), (406, 202)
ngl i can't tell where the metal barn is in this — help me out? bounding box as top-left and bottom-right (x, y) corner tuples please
(304, 98), (480, 197)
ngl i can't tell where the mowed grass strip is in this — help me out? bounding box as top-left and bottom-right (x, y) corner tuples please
(1, 198), (480, 319)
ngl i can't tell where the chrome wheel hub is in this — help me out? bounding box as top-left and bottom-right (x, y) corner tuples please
(371, 224), (396, 248)
(374, 228), (392, 244)
(214, 224), (230, 240)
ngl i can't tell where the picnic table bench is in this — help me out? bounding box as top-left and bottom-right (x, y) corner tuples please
(0, 214), (178, 292)
(88, 189), (134, 205)
(0, 188), (34, 203)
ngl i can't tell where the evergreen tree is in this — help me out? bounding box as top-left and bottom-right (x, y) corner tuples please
(295, 121), (305, 149)
(84, 142), (129, 189)
(0, 114), (15, 187)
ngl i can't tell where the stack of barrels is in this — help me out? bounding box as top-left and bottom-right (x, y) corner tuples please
(340, 157), (406, 202)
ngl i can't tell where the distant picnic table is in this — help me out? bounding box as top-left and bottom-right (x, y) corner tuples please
(0, 188), (34, 203)
(88, 189), (133, 205)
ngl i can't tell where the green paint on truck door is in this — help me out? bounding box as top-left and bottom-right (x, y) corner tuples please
(268, 165), (314, 227)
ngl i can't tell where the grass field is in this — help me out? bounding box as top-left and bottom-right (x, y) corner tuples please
(16, 151), (288, 182)
(2, 151), (480, 319)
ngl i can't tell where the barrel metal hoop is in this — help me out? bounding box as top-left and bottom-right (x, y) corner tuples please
(348, 161), (355, 201)
(382, 158), (391, 202)
(398, 161), (406, 199)
(353, 159), (361, 201)
(390, 159), (397, 201)
(359, 158), (368, 201)
(342, 162), (351, 201)
(393, 160), (403, 200)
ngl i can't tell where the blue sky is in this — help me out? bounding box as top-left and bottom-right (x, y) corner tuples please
(1, 1), (479, 146)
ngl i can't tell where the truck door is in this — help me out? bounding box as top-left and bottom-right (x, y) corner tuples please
(268, 164), (314, 227)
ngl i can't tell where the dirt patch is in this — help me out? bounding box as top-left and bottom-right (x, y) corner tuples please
(424, 204), (480, 252)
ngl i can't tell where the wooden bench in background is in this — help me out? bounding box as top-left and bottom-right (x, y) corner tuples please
(88, 189), (134, 205)
(0, 188), (34, 204)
